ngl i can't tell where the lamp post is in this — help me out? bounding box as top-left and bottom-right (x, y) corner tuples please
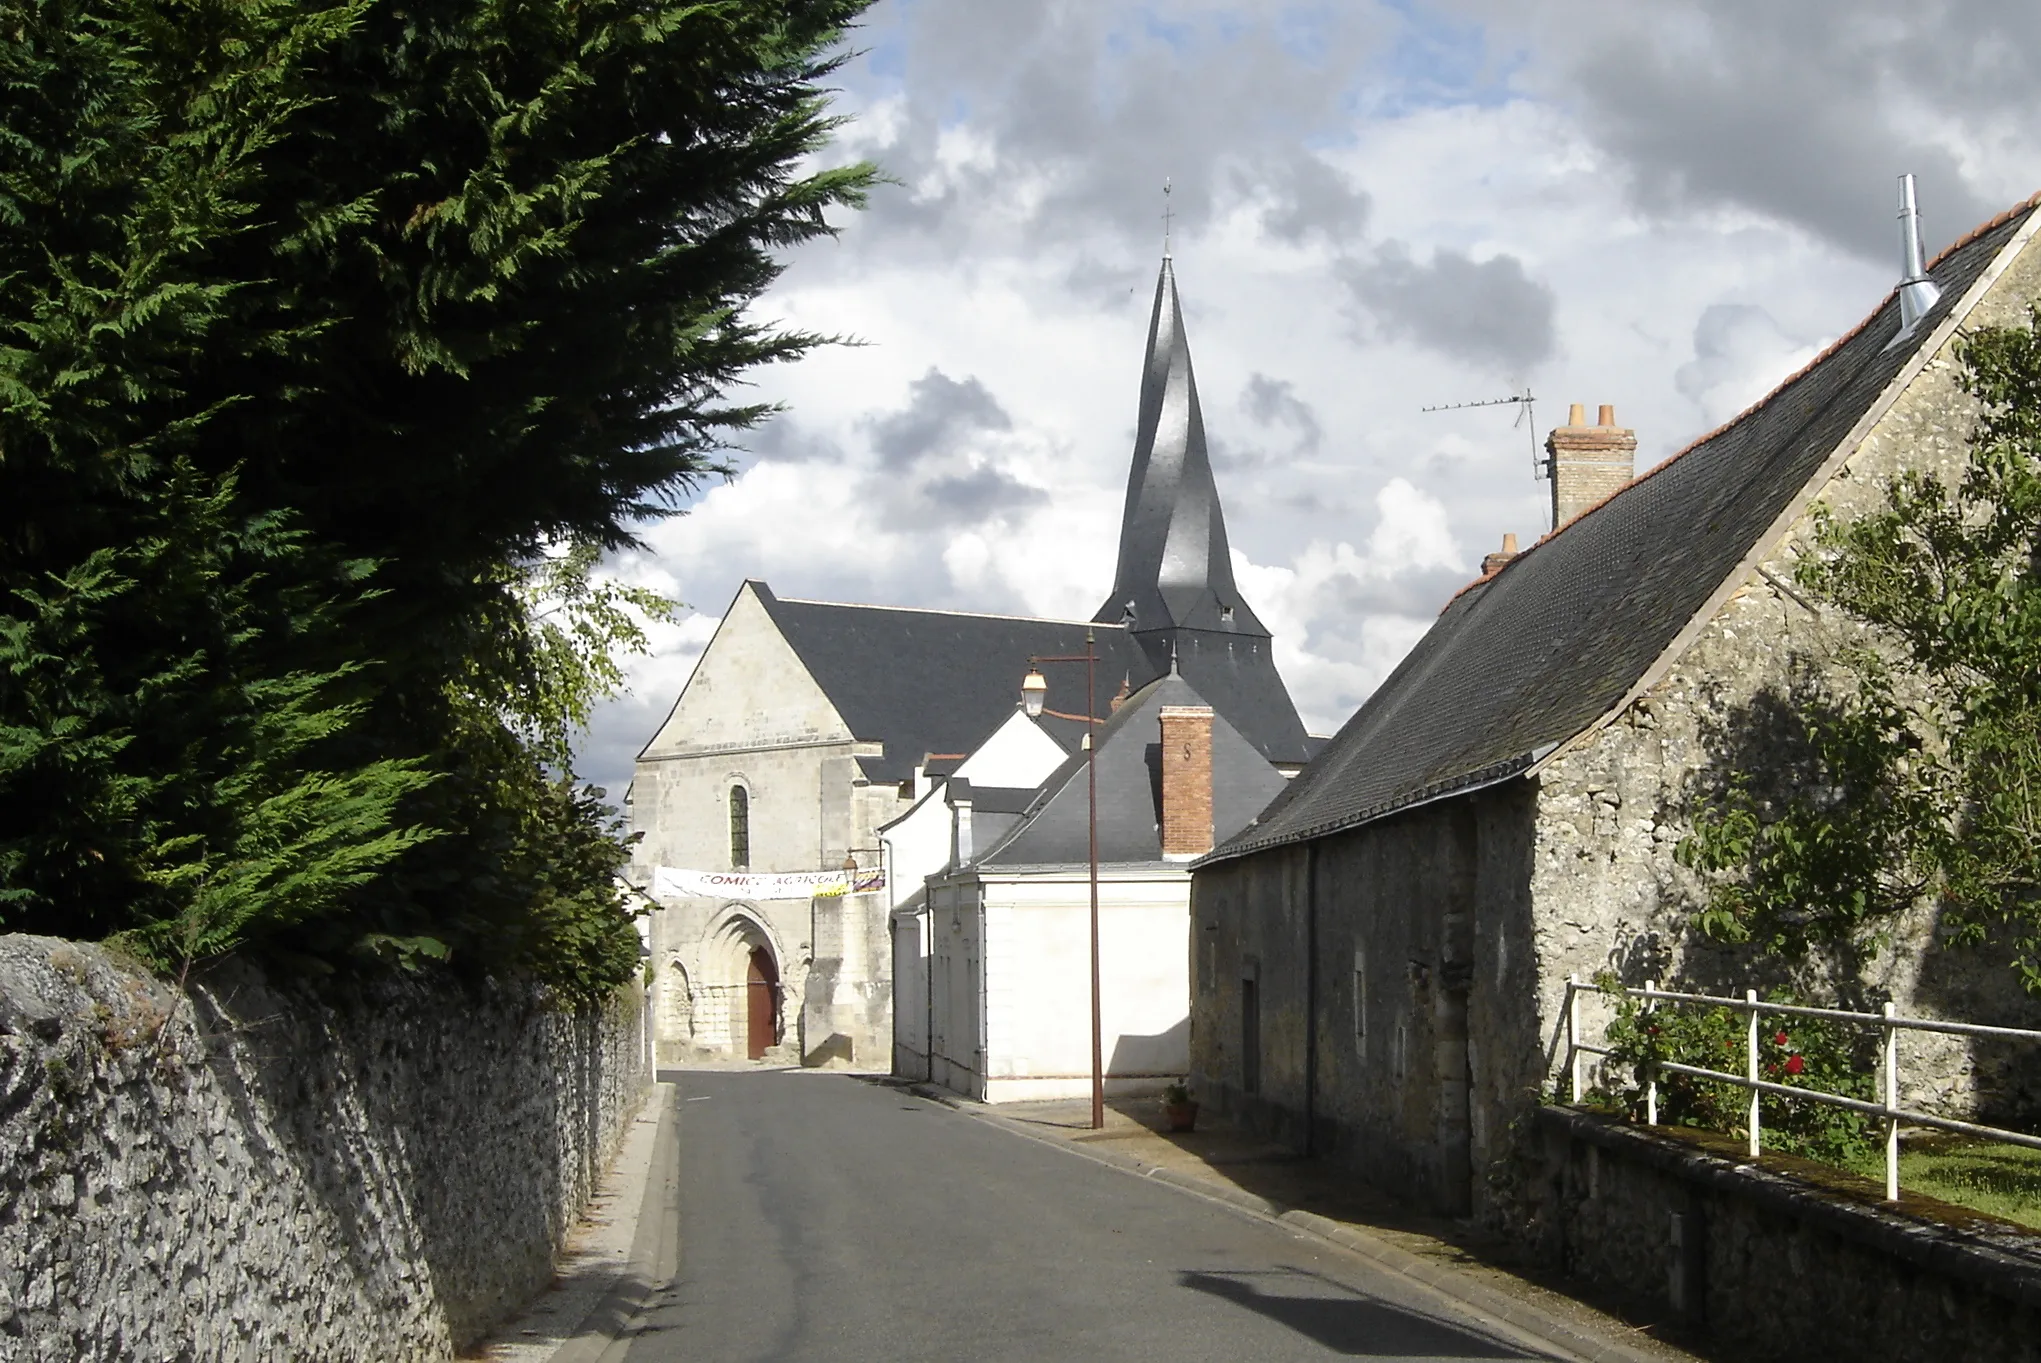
(1020, 627), (1104, 1131)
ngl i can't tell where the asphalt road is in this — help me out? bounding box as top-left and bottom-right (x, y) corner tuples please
(618, 1070), (1567, 1363)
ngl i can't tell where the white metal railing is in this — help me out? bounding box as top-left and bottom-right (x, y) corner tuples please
(1564, 975), (2041, 1202)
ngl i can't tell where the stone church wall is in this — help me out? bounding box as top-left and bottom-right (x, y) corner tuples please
(0, 934), (649, 1363)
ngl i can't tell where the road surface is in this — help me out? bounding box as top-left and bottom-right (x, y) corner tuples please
(617, 1069), (1571, 1363)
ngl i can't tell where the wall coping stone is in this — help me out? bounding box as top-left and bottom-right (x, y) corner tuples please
(1538, 1104), (2041, 1311)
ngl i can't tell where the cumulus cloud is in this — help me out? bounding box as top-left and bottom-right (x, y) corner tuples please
(1240, 373), (1323, 452)
(1674, 303), (1828, 429)
(570, 0), (2041, 799)
(1341, 243), (1557, 371)
(863, 367), (1013, 467)
(1456, 0), (2041, 261)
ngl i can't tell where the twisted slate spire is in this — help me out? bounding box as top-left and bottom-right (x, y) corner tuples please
(1095, 258), (1267, 637)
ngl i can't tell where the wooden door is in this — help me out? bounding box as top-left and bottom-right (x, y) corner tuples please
(746, 948), (778, 1060)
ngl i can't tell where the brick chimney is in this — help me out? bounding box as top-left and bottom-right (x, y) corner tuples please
(1545, 403), (1636, 529)
(1159, 705), (1215, 860)
(1481, 532), (1519, 576)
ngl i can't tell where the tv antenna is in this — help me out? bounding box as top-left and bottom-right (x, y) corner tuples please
(1421, 386), (1543, 479)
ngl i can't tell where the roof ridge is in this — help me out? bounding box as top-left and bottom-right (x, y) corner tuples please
(1442, 187), (2041, 612)
(771, 596), (1128, 629)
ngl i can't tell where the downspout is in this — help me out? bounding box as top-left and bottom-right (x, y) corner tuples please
(976, 884), (990, 1101)
(1303, 841), (1319, 1157)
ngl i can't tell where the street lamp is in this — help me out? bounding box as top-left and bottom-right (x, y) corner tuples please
(1021, 628), (1104, 1131)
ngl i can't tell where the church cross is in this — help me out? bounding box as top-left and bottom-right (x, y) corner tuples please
(1161, 179), (1174, 258)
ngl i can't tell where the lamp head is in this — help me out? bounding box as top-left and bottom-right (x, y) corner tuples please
(1020, 667), (1048, 718)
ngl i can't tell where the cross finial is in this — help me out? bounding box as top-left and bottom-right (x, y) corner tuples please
(1162, 178), (1174, 260)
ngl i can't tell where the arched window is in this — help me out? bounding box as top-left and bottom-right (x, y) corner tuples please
(728, 785), (750, 869)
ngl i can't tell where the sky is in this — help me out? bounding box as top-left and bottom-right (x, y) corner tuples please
(576, 0), (2041, 800)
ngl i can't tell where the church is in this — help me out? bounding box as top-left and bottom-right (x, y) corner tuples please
(630, 253), (1319, 1069)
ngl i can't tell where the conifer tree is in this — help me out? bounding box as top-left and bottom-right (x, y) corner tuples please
(0, 0), (874, 994)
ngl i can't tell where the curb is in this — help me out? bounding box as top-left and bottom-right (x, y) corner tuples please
(910, 1084), (1669, 1363)
(549, 1084), (683, 1363)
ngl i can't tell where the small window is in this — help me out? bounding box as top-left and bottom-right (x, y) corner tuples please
(728, 785), (750, 869)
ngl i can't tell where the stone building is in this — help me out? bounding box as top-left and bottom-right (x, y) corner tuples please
(633, 253), (1315, 1067)
(1189, 190), (2041, 1219)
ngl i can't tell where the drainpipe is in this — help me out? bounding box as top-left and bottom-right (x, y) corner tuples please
(1304, 841), (1319, 1157)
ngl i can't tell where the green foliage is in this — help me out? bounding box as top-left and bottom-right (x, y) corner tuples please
(1677, 658), (1945, 958)
(0, 0), (874, 998)
(1797, 311), (2041, 989)
(500, 540), (677, 771)
(1593, 974), (1878, 1165)
(1679, 307), (2041, 993)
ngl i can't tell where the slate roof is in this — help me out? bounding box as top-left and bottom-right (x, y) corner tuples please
(1203, 197), (2039, 866)
(754, 586), (1147, 784)
(1095, 258), (1265, 637)
(971, 673), (1289, 870)
(753, 583), (1314, 780)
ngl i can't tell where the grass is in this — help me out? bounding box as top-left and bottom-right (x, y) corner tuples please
(1843, 1136), (2041, 1230)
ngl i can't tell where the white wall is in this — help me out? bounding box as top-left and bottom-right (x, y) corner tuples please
(927, 871), (1192, 1103)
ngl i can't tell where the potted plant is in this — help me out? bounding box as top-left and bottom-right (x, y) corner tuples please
(1162, 1081), (1199, 1133)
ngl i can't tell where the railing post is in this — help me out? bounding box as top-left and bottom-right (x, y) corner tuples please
(1644, 979), (1659, 1127)
(1746, 988), (1761, 1160)
(1567, 975), (1581, 1102)
(1884, 1000), (1900, 1202)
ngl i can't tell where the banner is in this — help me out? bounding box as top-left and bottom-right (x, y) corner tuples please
(651, 866), (886, 901)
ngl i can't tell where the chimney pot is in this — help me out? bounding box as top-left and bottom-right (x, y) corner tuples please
(1159, 705), (1215, 860)
(1568, 402), (1586, 427)
(1546, 404), (1637, 529)
(1481, 532), (1521, 577)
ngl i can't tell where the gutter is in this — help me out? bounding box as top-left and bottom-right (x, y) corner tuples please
(1195, 746), (1554, 870)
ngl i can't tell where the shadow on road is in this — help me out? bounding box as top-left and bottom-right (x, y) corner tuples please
(1178, 1267), (1531, 1359)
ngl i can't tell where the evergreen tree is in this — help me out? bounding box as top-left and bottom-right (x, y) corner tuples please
(0, 0), (874, 994)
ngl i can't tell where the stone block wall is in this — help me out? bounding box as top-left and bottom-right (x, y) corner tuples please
(0, 934), (650, 1363)
(1525, 1106), (2041, 1362)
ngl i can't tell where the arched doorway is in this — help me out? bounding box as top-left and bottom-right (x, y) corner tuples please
(746, 946), (781, 1060)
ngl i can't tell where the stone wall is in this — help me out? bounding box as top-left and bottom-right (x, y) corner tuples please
(801, 887), (891, 1067)
(1526, 1105), (2041, 1362)
(1189, 784), (1539, 1217)
(1528, 221), (2041, 1125)
(0, 934), (650, 1363)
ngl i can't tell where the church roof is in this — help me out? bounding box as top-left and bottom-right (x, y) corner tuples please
(970, 672), (1288, 870)
(1203, 195), (2040, 866)
(1095, 258), (1266, 637)
(752, 585), (1146, 784)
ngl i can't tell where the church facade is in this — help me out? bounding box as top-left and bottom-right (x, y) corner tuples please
(631, 254), (1316, 1068)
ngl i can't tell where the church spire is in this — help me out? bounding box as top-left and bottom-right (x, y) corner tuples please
(1095, 257), (1266, 637)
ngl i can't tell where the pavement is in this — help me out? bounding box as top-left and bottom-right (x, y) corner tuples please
(925, 1087), (1703, 1363)
(472, 1086), (677, 1363)
(478, 1065), (1706, 1363)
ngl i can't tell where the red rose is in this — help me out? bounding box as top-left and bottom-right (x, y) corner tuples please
(1785, 1054), (1806, 1076)
(1774, 1031), (1789, 1046)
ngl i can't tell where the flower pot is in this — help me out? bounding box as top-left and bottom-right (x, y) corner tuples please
(1163, 1099), (1199, 1133)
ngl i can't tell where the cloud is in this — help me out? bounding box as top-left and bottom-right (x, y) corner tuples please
(918, 466), (1048, 520)
(1341, 243), (1557, 371)
(1239, 373), (1323, 452)
(569, 0), (2041, 803)
(862, 367), (1012, 467)
(1248, 153), (1372, 246)
(1457, 0), (2041, 261)
(1674, 303), (1827, 428)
